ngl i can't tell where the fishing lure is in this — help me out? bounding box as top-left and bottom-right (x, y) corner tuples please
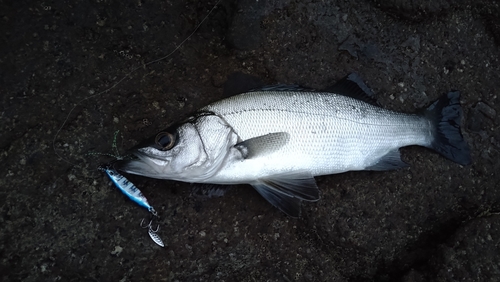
(99, 164), (165, 247)
(141, 218), (165, 248)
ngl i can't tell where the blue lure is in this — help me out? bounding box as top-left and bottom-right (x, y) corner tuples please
(99, 164), (156, 214)
(99, 164), (164, 247)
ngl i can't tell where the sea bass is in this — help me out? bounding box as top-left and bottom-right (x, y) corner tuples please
(115, 74), (471, 217)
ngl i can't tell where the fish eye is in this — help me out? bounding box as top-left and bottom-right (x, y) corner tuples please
(155, 132), (175, 150)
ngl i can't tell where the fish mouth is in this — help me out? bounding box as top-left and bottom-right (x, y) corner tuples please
(113, 150), (167, 178)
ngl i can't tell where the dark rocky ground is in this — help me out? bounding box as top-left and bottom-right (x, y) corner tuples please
(1, 0), (500, 281)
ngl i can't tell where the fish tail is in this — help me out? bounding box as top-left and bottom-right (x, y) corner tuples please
(424, 91), (471, 166)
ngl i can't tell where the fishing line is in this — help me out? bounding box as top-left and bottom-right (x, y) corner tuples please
(52, 0), (222, 168)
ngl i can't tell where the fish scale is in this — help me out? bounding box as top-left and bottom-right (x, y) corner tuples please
(203, 91), (430, 177)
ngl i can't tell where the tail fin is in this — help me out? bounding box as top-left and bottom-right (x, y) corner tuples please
(424, 91), (471, 166)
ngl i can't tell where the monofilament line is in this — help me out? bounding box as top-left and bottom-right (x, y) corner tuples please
(52, 0), (222, 167)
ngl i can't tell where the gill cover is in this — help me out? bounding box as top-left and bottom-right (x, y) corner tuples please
(116, 112), (239, 182)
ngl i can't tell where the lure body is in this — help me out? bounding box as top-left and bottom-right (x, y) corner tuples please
(99, 164), (164, 247)
(99, 164), (155, 214)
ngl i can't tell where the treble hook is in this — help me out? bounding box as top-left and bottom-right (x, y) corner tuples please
(140, 216), (165, 247)
(140, 217), (160, 232)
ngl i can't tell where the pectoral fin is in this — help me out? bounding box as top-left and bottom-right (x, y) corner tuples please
(235, 132), (290, 159)
(250, 171), (320, 217)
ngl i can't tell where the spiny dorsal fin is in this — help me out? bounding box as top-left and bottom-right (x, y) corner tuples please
(250, 84), (314, 92)
(223, 72), (265, 97)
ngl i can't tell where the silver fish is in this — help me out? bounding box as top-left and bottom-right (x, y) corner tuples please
(115, 74), (471, 217)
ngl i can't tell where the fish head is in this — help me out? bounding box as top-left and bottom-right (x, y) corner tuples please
(115, 112), (239, 182)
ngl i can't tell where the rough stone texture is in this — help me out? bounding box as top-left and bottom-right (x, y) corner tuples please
(434, 214), (500, 281)
(1, 0), (500, 281)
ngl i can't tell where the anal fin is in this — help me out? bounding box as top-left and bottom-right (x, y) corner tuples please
(365, 149), (408, 171)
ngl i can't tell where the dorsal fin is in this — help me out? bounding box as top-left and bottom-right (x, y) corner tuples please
(250, 84), (314, 92)
(324, 73), (378, 106)
(223, 72), (264, 97)
(223, 72), (378, 106)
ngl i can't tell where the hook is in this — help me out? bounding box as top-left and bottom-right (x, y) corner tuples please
(140, 217), (159, 232)
(140, 216), (165, 247)
(140, 217), (149, 228)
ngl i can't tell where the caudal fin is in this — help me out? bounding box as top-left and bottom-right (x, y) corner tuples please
(424, 91), (471, 166)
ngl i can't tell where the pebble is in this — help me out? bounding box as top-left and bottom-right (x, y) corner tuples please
(475, 102), (496, 120)
(110, 246), (123, 256)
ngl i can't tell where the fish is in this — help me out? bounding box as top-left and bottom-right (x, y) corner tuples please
(115, 73), (471, 217)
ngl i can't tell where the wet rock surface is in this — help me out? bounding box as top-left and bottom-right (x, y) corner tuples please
(1, 0), (500, 281)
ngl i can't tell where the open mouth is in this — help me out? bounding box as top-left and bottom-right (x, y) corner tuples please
(113, 148), (171, 178)
(113, 158), (153, 177)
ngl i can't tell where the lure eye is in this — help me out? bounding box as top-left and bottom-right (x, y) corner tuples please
(155, 132), (175, 150)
